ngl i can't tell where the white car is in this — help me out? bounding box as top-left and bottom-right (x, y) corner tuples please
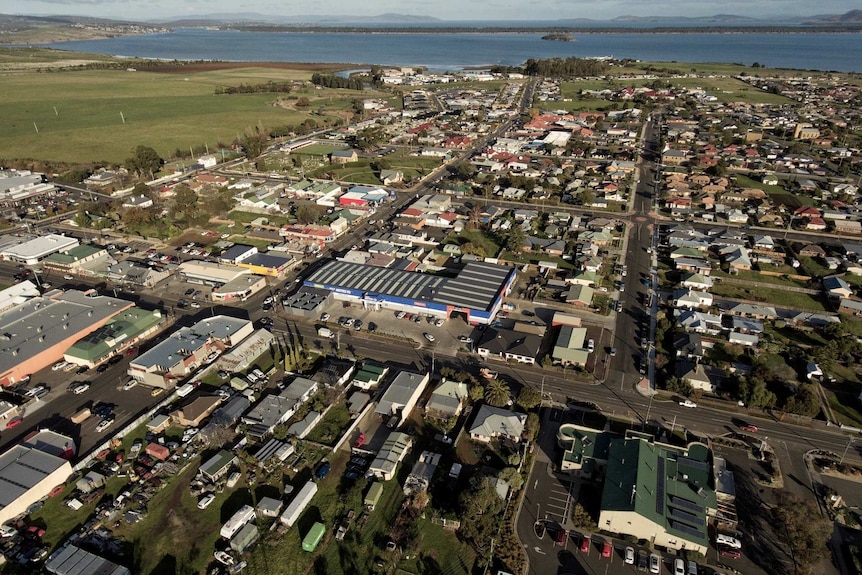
(423, 333), (435, 342)
(650, 553), (661, 574)
(679, 399), (697, 408)
(396, 311), (406, 319)
(122, 379), (137, 390)
(95, 417), (114, 432)
(625, 546), (635, 565)
(190, 302), (201, 308)
(72, 383), (90, 394)
(434, 318), (444, 327)
(197, 494), (215, 510)
(716, 534), (742, 549)
(25, 384), (48, 397)
(51, 361), (68, 372)
(63, 274), (74, 280)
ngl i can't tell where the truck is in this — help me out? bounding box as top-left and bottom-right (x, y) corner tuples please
(220, 505), (256, 540)
(70, 407), (91, 424)
(302, 522), (325, 552)
(317, 327), (334, 339)
(176, 383), (195, 397)
(279, 480), (318, 528)
(364, 482), (384, 511)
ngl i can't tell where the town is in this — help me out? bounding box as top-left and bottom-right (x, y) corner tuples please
(0, 57), (860, 575)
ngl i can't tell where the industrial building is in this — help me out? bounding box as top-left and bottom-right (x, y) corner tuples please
(0, 430), (75, 525)
(45, 544), (130, 575)
(303, 260), (516, 324)
(0, 234), (79, 265)
(0, 289), (134, 386)
(127, 315), (253, 389)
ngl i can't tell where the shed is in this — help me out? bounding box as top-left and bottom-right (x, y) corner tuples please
(302, 522), (326, 552)
(147, 413), (171, 433)
(145, 443), (170, 461)
(257, 496), (284, 518)
(229, 522), (259, 553)
(364, 482), (384, 510)
(76, 471), (106, 494)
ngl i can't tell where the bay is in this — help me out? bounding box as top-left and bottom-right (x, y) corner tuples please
(43, 28), (861, 73)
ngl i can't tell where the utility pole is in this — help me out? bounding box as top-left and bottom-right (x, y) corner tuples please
(645, 392), (655, 429)
(840, 436), (856, 465)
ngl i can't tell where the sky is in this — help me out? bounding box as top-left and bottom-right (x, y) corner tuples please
(0, 0), (858, 22)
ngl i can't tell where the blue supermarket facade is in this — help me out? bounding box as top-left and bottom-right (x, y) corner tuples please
(303, 260), (516, 325)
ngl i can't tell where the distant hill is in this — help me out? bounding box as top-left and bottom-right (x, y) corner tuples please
(609, 14), (763, 23)
(802, 9), (862, 25)
(154, 12), (441, 26)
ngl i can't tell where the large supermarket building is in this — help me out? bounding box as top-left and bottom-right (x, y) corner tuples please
(303, 260), (516, 324)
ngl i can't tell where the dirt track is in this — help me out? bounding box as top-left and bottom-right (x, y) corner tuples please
(137, 61), (357, 74)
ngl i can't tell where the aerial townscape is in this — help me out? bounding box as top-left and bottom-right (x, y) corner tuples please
(0, 8), (860, 575)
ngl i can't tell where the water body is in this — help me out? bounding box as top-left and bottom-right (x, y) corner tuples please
(43, 28), (861, 73)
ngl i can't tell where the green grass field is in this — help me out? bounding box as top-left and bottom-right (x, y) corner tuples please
(0, 64), (379, 164)
(711, 282), (828, 311)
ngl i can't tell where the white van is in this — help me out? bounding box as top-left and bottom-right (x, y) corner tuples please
(716, 534), (742, 549)
(587, 339), (595, 353)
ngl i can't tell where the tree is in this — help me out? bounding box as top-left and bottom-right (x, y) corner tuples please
(516, 387), (542, 410)
(576, 188), (595, 206)
(469, 384), (485, 402)
(498, 467), (524, 491)
(170, 184), (199, 222)
(121, 206), (153, 229)
(523, 413), (540, 443)
(771, 490), (831, 574)
(484, 379), (511, 407)
(666, 376), (693, 397)
(239, 125), (267, 159)
(124, 145), (163, 177)
(506, 224), (526, 255)
(295, 204), (319, 224)
(571, 503), (597, 530)
(783, 384), (821, 417)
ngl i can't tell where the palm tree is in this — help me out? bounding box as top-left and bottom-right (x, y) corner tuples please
(484, 379), (511, 408)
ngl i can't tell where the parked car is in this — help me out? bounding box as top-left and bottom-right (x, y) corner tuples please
(675, 558), (685, 575)
(25, 384), (48, 397)
(679, 399), (697, 408)
(719, 546), (741, 559)
(601, 540), (612, 558)
(122, 379), (137, 390)
(650, 553), (661, 574)
(5, 417), (23, 429)
(637, 551), (649, 572)
(738, 423), (758, 432)
(315, 462), (331, 480)
(625, 546), (635, 565)
(579, 536), (590, 554)
(423, 333), (435, 342)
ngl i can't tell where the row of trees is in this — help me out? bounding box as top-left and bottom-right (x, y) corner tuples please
(523, 57), (610, 78)
(215, 81), (296, 95)
(310, 73), (363, 91)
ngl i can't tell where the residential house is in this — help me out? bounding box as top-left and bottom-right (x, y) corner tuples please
(673, 333), (703, 362)
(823, 276), (853, 299)
(675, 362), (722, 393)
(673, 289), (713, 310)
(563, 284), (595, 307)
(468, 405), (526, 444)
(476, 328), (543, 365)
(330, 149), (358, 164)
(425, 379), (469, 419)
(680, 272), (713, 291)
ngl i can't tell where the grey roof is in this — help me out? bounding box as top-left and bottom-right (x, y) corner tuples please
(282, 288), (330, 312)
(243, 252), (295, 269)
(0, 290), (132, 376)
(375, 371), (427, 417)
(220, 244), (257, 262)
(212, 396), (251, 425)
(281, 377), (317, 401)
(242, 392), (297, 430)
(0, 445), (71, 510)
(45, 544), (130, 575)
(305, 260), (513, 313)
(468, 405), (526, 440)
(131, 315), (251, 372)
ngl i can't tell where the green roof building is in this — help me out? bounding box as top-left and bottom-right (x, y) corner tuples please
(64, 308), (165, 367)
(599, 435), (715, 554)
(42, 244), (108, 272)
(552, 325), (589, 366)
(556, 423), (614, 478)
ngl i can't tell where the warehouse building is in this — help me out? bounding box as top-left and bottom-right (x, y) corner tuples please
(0, 431), (75, 525)
(45, 544), (130, 575)
(303, 259), (515, 324)
(0, 290), (134, 387)
(0, 234), (79, 265)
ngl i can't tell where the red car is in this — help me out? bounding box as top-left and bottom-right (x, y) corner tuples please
(354, 433), (366, 448)
(719, 546), (742, 559)
(5, 417), (23, 429)
(739, 424), (758, 432)
(555, 529), (566, 545)
(601, 541), (612, 558)
(580, 536), (591, 554)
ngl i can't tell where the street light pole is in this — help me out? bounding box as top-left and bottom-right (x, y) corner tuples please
(840, 436), (856, 465)
(645, 393), (655, 429)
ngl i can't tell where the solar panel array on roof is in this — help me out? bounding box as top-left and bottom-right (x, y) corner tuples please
(669, 520), (706, 540)
(669, 495), (704, 514)
(678, 456), (709, 472)
(655, 456), (665, 515)
(668, 507), (701, 526)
